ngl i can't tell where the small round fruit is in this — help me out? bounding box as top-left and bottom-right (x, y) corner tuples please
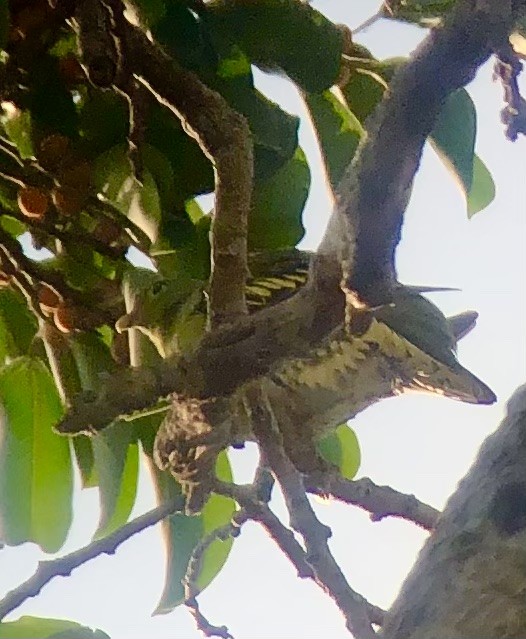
(38, 284), (61, 317)
(51, 185), (86, 217)
(17, 186), (50, 220)
(38, 134), (71, 172)
(54, 303), (78, 333)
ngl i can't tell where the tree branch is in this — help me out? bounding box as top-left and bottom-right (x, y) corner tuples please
(380, 383), (526, 638)
(316, 0), (518, 302)
(243, 382), (377, 639)
(123, 23), (253, 328)
(304, 475), (439, 531)
(0, 496), (184, 621)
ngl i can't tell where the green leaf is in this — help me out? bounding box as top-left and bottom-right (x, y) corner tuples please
(205, 0), (344, 92)
(152, 1), (216, 74)
(225, 86), (300, 180)
(92, 144), (162, 243)
(143, 442), (236, 614)
(27, 56), (78, 138)
(211, 46), (300, 178)
(146, 105), (214, 207)
(317, 425), (361, 480)
(68, 332), (117, 392)
(0, 288), (38, 364)
(249, 147), (310, 250)
(0, 616), (109, 639)
(304, 90), (364, 189)
(141, 144), (177, 215)
(73, 436), (98, 488)
(92, 422), (139, 539)
(429, 88), (476, 196)
(0, 357), (73, 552)
(340, 69), (387, 124)
(0, 215), (26, 237)
(2, 109), (34, 159)
(467, 155), (496, 217)
(78, 90), (129, 157)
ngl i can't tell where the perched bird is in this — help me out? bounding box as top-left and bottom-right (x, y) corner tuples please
(148, 249), (495, 511)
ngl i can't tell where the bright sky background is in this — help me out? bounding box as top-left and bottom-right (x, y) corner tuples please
(1, 1), (525, 638)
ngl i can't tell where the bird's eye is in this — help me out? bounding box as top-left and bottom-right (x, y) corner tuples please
(152, 280), (168, 295)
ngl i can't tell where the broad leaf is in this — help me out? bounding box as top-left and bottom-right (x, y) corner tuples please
(78, 90), (129, 157)
(0, 358), (72, 552)
(140, 424), (236, 614)
(92, 422), (139, 539)
(429, 89), (476, 195)
(0, 288), (38, 364)
(304, 90), (364, 189)
(317, 425), (361, 480)
(0, 215), (26, 237)
(340, 68), (387, 124)
(249, 147), (310, 250)
(467, 155), (496, 217)
(93, 145), (162, 243)
(27, 56), (78, 138)
(146, 105), (214, 209)
(0, 616), (109, 639)
(2, 109), (34, 159)
(153, 452), (236, 614)
(429, 89), (496, 214)
(73, 436), (98, 489)
(205, 0), (344, 92)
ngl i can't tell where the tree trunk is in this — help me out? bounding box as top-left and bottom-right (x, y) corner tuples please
(380, 383), (526, 639)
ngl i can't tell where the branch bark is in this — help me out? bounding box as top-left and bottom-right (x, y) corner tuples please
(124, 24), (253, 328)
(0, 496), (184, 621)
(316, 0), (517, 303)
(380, 384), (526, 638)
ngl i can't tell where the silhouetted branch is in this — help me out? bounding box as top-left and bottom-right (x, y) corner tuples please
(0, 496), (185, 621)
(305, 475), (439, 531)
(243, 382), (377, 639)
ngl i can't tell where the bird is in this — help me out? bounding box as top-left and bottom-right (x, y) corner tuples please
(144, 249), (495, 511)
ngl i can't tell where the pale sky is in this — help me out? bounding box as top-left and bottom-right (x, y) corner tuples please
(1, 2), (525, 638)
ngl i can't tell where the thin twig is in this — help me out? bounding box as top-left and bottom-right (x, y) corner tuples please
(215, 479), (315, 579)
(184, 509), (249, 600)
(186, 596), (233, 639)
(0, 496), (185, 621)
(353, 10), (383, 34)
(183, 509), (248, 639)
(304, 475), (439, 531)
(243, 382), (377, 639)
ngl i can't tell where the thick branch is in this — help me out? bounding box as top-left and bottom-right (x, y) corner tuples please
(380, 383), (526, 638)
(124, 24), (253, 328)
(316, 0), (517, 302)
(0, 496), (184, 621)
